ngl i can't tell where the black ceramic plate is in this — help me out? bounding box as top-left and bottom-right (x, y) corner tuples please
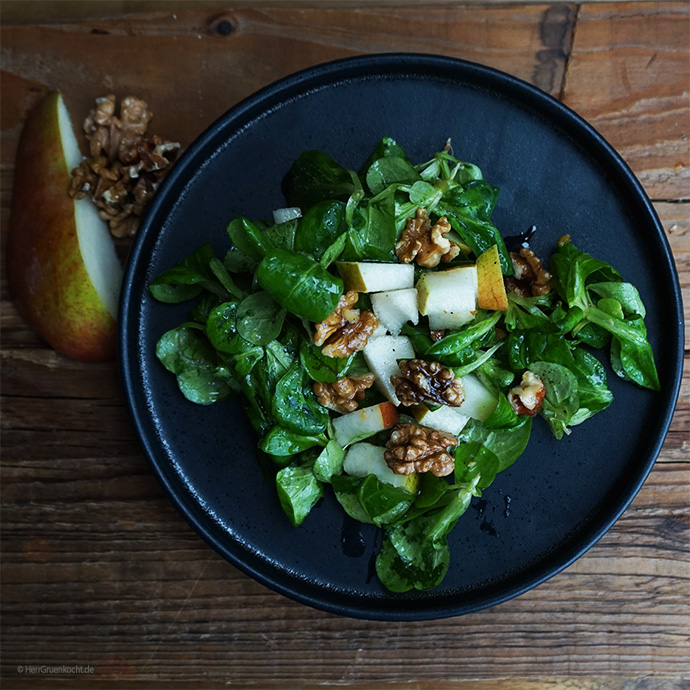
(119, 54), (683, 620)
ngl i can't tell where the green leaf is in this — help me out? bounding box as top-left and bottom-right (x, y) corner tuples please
(155, 326), (239, 405)
(585, 307), (659, 390)
(439, 196), (511, 274)
(294, 200), (347, 260)
(454, 441), (501, 490)
(313, 440), (346, 483)
(223, 247), (258, 274)
(457, 416), (532, 474)
(205, 302), (239, 353)
(264, 219), (299, 251)
(259, 426), (327, 456)
(299, 340), (358, 383)
(359, 136), (411, 175)
(445, 179), (499, 222)
(319, 232), (349, 269)
(149, 244), (216, 303)
(257, 247), (344, 322)
(276, 462), (324, 526)
(236, 292), (286, 346)
(176, 365), (238, 405)
(331, 475), (374, 524)
(365, 156), (421, 196)
(529, 361), (580, 439)
(550, 240), (621, 311)
(342, 195), (397, 262)
(357, 475), (414, 527)
(272, 363), (329, 434)
(375, 484), (476, 592)
(283, 150), (357, 209)
(451, 342), (503, 378)
(590, 282), (646, 318)
(227, 217), (268, 260)
(426, 311), (502, 359)
(209, 257), (244, 299)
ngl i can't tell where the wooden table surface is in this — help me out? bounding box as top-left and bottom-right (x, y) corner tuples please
(1, 3), (688, 689)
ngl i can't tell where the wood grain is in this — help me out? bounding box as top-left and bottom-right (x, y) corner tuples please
(561, 2), (690, 200)
(0, 0), (654, 25)
(1, 3), (688, 689)
(0, 3), (577, 149)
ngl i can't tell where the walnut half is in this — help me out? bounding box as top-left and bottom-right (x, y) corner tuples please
(505, 247), (553, 297)
(395, 208), (460, 267)
(313, 291), (379, 358)
(313, 373), (376, 413)
(508, 370), (546, 416)
(384, 423), (458, 477)
(391, 359), (465, 407)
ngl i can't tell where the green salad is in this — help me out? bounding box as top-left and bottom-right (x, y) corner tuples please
(149, 137), (659, 592)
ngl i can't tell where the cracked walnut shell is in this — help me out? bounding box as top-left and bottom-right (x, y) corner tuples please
(313, 291), (379, 358)
(395, 208), (460, 268)
(391, 359), (465, 407)
(385, 423), (458, 477)
(313, 373), (376, 413)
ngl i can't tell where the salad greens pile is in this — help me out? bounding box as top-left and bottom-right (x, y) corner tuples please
(149, 137), (659, 593)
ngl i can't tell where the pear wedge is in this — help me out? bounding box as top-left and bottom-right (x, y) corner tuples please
(7, 93), (122, 361)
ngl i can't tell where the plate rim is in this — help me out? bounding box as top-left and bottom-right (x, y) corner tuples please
(118, 52), (684, 620)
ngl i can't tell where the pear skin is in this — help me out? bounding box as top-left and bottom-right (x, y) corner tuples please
(7, 93), (122, 361)
(476, 244), (509, 311)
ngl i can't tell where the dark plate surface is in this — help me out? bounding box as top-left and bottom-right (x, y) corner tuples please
(119, 54), (683, 620)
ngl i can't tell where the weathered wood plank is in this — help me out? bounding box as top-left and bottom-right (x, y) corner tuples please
(561, 2), (690, 200)
(1, 456), (687, 682)
(0, 0), (639, 25)
(4, 680), (690, 690)
(0, 4), (574, 155)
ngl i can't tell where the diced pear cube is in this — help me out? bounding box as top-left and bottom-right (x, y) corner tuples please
(412, 404), (470, 435)
(417, 265), (478, 330)
(336, 262), (414, 293)
(459, 373), (497, 421)
(362, 335), (415, 406)
(331, 402), (399, 447)
(371, 288), (419, 336)
(343, 442), (418, 493)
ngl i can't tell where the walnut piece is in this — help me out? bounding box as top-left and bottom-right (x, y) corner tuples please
(384, 423), (458, 477)
(395, 208), (460, 267)
(391, 359), (465, 407)
(313, 290), (379, 358)
(508, 370), (546, 416)
(313, 373), (376, 413)
(69, 94), (180, 238)
(505, 246), (553, 297)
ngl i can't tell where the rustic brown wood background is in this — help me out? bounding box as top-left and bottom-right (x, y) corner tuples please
(1, 2), (688, 689)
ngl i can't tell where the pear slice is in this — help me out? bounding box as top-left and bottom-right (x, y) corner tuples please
(343, 442), (418, 493)
(336, 261), (414, 293)
(7, 92), (123, 361)
(476, 244), (509, 311)
(362, 335), (415, 406)
(332, 402), (399, 447)
(459, 374), (498, 421)
(370, 287), (419, 336)
(412, 404), (470, 435)
(416, 265), (478, 330)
